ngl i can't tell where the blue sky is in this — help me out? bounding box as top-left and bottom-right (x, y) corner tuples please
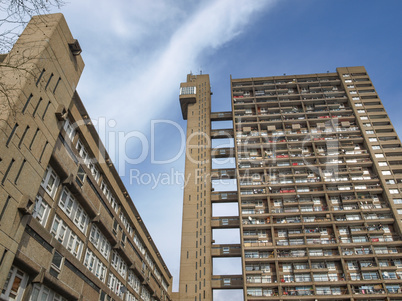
(30, 0), (402, 297)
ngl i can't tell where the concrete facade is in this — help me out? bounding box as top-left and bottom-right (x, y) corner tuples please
(177, 67), (402, 301)
(0, 14), (172, 301)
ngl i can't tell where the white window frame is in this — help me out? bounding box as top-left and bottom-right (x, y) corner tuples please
(30, 283), (68, 301)
(111, 251), (127, 278)
(89, 162), (100, 182)
(41, 166), (60, 198)
(84, 249), (107, 282)
(107, 273), (123, 297)
(33, 195), (50, 226)
(1, 266), (28, 301)
(63, 118), (75, 140)
(128, 270), (141, 293)
(89, 224), (111, 259)
(50, 215), (83, 259)
(76, 139), (89, 165)
(58, 186), (89, 234)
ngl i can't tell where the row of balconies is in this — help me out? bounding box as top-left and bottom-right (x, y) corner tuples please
(239, 177), (378, 187)
(233, 90), (346, 101)
(243, 235), (400, 248)
(239, 184), (381, 196)
(237, 158), (372, 170)
(212, 213), (394, 229)
(235, 114), (355, 124)
(238, 149), (367, 160)
(236, 136), (364, 147)
(235, 107), (352, 116)
(244, 246), (402, 260)
(232, 77), (341, 89)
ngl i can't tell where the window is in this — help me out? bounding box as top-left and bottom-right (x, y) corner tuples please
(372, 145), (380, 150)
(74, 203), (88, 233)
(313, 273), (328, 282)
(36, 68), (45, 86)
(84, 249), (107, 282)
(389, 189), (399, 194)
(180, 86), (196, 95)
(386, 284), (401, 293)
(125, 291), (138, 301)
(76, 139), (89, 165)
(59, 187), (75, 215)
(382, 170), (391, 175)
(346, 214), (360, 220)
(134, 233), (145, 254)
(140, 286), (151, 301)
(120, 212), (133, 235)
(362, 271), (379, 280)
(360, 116), (368, 120)
(32, 195), (50, 226)
(58, 187), (89, 234)
(30, 283), (67, 301)
(111, 251), (127, 278)
(63, 119), (75, 140)
(1, 266), (28, 300)
(378, 161), (388, 166)
(366, 130), (374, 134)
(375, 153), (384, 158)
(50, 215), (83, 259)
(101, 181), (119, 212)
(107, 273), (123, 297)
(50, 251), (63, 277)
(41, 166), (60, 198)
(22, 94), (33, 114)
(368, 137), (377, 142)
(89, 224), (111, 259)
(295, 273), (311, 282)
(128, 270), (141, 293)
(393, 198), (402, 204)
(89, 162), (100, 182)
(309, 249), (323, 256)
(76, 166), (86, 186)
(53, 77), (61, 94)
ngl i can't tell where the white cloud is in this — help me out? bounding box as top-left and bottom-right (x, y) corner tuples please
(68, 0), (276, 133)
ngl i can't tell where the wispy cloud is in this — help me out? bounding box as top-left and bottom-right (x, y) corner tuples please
(68, 0), (276, 132)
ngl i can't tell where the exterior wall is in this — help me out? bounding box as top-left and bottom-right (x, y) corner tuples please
(0, 13), (84, 297)
(0, 14), (172, 301)
(231, 66), (402, 300)
(176, 74), (212, 301)
(177, 67), (402, 301)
